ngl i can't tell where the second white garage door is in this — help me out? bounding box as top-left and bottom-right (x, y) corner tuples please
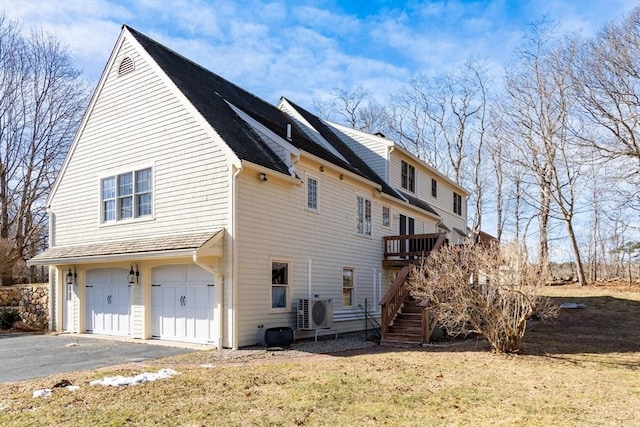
(151, 264), (214, 344)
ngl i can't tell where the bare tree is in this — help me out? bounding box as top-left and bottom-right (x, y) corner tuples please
(0, 14), (89, 284)
(501, 20), (589, 285)
(572, 6), (640, 168)
(409, 241), (558, 353)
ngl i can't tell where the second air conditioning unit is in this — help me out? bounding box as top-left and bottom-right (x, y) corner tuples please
(297, 298), (333, 330)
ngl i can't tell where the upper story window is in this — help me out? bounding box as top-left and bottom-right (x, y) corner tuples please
(271, 260), (290, 312)
(431, 178), (438, 198)
(101, 167), (153, 222)
(382, 205), (391, 228)
(401, 160), (415, 193)
(453, 192), (462, 216)
(306, 175), (318, 211)
(356, 195), (372, 236)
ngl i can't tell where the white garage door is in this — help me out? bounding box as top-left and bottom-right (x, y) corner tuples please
(86, 268), (131, 336)
(152, 264), (214, 344)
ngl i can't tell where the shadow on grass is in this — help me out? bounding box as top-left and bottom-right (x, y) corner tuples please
(521, 296), (640, 365)
(327, 295), (640, 365)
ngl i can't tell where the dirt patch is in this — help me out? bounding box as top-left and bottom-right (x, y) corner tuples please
(0, 321), (44, 335)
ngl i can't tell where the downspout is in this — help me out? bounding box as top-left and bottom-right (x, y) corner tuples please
(231, 163), (243, 349)
(193, 252), (223, 349)
(307, 258), (312, 298)
(47, 209), (55, 331)
(386, 146), (395, 182)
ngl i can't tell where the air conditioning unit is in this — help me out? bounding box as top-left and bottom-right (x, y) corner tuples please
(297, 298), (333, 330)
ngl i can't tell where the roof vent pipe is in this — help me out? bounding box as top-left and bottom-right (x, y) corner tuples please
(286, 123), (292, 141)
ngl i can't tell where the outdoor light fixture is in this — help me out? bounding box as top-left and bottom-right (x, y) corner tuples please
(259, 173), (268, 182)
(128, 263), (139, 284)
(66, 267), (77, 285)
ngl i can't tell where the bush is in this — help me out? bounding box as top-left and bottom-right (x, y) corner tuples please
(0, 308), (21, 329)
(409, 241), (558, 353)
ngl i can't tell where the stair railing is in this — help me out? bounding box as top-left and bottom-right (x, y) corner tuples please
(359, 299), (382, 340)
(379, 265), (410, 340)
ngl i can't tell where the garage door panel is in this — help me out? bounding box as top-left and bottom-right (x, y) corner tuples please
(152, 265), (213, 344)
(86, 268), (131, 336)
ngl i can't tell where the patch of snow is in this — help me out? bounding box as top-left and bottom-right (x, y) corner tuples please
(200, 364), (215, 368)
(67, 385), (80, 392)
(560, 303), (587, 309)
(65, 342), (79, 347)
(33, 389), (52, 398)
(90, 368), (179, 387)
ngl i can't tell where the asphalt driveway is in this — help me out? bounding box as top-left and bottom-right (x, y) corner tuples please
(0, 334), (196, 383)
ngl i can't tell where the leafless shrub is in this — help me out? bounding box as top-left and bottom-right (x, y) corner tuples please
(408, 242), (558, 353)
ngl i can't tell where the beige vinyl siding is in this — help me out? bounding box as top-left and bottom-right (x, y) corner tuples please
(234, 160), (390, 346)
(327, 122), (390, 181)
(389, 152), (467, 233)
(51, 37), (229, 245)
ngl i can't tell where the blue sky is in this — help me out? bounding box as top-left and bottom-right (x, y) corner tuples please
(3, 0), (638, 109)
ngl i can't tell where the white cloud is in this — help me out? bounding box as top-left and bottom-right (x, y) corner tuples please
(2, 0), (637, 110)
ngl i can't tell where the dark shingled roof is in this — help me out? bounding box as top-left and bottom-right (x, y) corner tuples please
(126, 26), (408, 205)
(397, 190), (440, 217)
(283, 98), (402, 200)
(127, 26), (382, 184)
(126, 26), (290, 175)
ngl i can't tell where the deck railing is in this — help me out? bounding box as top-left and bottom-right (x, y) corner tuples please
(383, 232), (447, 260)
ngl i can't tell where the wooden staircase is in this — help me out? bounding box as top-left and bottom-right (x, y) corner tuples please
(381, 297), (428, 347)
(379, 233), (446, 347)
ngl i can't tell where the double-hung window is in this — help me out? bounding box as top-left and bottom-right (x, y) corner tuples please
(271, 260), (290, 311)
(401, 160), (415, 192)
(101, 167), (153, 222)
(356, 195), (372, 236)
(306, 175), (318, 211)
(453, 192), (462, 216)
(382, 205), (391, 228)
(343, 267), (354, 308)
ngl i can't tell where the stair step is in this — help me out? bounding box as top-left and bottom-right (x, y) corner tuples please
(379, 339), (422, 348)
(384, 332), (423, 341)
(396, 313), (422, 320)
(390, 321), (422, 328)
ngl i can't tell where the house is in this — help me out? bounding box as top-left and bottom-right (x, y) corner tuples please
(28, 26), (469, 349)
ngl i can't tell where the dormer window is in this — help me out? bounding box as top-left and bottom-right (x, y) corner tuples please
(401, 160), (415, 193)
(118, 57), (135, 76)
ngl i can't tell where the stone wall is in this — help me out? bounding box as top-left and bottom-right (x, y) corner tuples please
(0, 286), (20, 307)
(0, 284), (49, 329)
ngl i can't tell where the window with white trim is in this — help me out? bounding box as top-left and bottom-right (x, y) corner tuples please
(271, 260), (290, 311)
(343, 267), (354, 308)
(382, 205), (391, 228)
(356, 195), (372, 236)
(101, 167), (153, 222)
(401, 160), (415, 192)
(306, 175), (318, 211)
(431, 178), (437, 198)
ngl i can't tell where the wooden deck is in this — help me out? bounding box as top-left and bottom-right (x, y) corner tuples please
(382, 233), (447, 267)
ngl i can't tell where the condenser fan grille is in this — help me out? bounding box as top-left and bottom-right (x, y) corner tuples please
(311, 300), (327, 325)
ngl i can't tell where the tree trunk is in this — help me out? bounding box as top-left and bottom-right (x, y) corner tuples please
(565, 219), (587, 286)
